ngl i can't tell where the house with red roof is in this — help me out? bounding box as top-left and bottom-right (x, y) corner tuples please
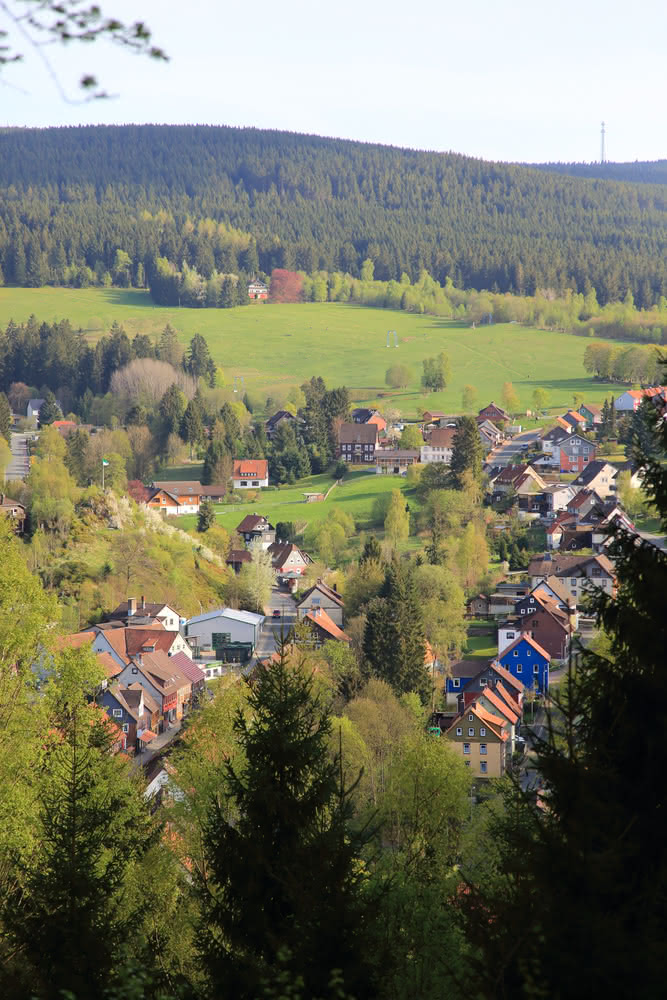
(303, 608), (351, 646)
(614, 386), (667, 413)
(232, 459), (269, 489)
(446, 702), (510, 778)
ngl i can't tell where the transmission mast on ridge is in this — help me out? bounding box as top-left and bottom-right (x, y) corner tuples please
(600, 121), (606, 164)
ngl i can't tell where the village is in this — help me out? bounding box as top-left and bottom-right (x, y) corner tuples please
(24, 383), (663, 797)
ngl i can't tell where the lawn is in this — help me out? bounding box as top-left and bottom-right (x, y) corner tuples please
(464, 633), (498, 659)
(175, 469), (418, 537)
(0, 287), (635, 415)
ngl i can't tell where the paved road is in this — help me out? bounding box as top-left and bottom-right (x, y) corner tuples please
(486, 429), (543, 468)
(638, 530), (667, 552)
(6, 432), (31, 482)
(252, 585), (298, 663)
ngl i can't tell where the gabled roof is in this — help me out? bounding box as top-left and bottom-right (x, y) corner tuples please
(265, 409), (295, 429)
(297, 580), (344, 608)
(533, 575), (576, 608)
(132, 650), (191, 693)
(108, 684), (139, 720)
(338, 422), (378, 445)
(110, 599), (177, 619)
(305, 608), (350, 642)
(572, 461), (617, 487)
(449, 658), (488, 679)
(236, 513), (274, 533)
(580, 403), (601, 415)
(501, 633), (551, 662)
(489, 661), (525, 694)
(226, 548), (252, 565)
(527, 552), (615, 579)
(478, 401), (510, 420)
(127, 681), (159, 715)
(233, 459), (268, 479)
(58, 630), (96, 650)
(153, 480), (202, 495)
(97, 651), (123, 679)
(495, 681), (521, 712)
(562, 409), (586, 425)
(473, 686), (519, 725)
(542, 424), (571, 442)
(169, 651), (206, 685)
(427, 427), (456, 447)
(268, 541), (310, 569)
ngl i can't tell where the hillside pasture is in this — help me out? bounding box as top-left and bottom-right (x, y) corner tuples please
(0, 287), (633, 414)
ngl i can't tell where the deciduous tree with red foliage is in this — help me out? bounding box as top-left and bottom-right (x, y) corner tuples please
(268, 269), (303, 303)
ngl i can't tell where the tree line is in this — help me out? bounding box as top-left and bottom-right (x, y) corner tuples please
(0, 124), (666, 304)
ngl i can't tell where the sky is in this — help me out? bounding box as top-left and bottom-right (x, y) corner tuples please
(2, 0), (666, 163)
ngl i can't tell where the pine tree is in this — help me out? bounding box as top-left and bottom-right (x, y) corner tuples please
(2, 665), (160, 1000)
(359, 535), (383, 565)
(449, 415), (483, 489)
(0, 392), (11, 443)
(197, 641), (377, 999)
(37, 390), (63, 426)
(464, 389), (667, 997)
(197, 497), (216, 532)
(181, 394), (205, 458)
(363, 558), (429, 700)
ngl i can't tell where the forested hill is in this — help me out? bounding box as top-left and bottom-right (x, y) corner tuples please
(532, 160), (667, 186)
(1, 124), (666, 304)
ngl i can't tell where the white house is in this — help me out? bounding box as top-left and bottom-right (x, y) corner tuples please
(498, 623), (521, 656)
(232, 459), (269, 489)
(183, 607), (265, 652)
(614, 387), (666, 413)
(420, 426), (456, 465)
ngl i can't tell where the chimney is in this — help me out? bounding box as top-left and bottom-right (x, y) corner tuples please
(141, 595), (146, 610)
(135, 652), (143, 666)
(128, 597), (136, 617)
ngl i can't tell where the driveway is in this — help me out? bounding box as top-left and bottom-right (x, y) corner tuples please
(251, 585), (298, 664)
(6, 432), (31, 482)
(486, 429), (543, 468)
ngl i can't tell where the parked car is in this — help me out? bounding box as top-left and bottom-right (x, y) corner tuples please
(272, 609), (281, 619)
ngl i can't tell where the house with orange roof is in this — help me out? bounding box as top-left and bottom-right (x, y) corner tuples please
(232, 459), (269, 489)
(446, 702), (510, 778)
(303, 608), (351, 646)
(614, 386), (667, 413)
(91, 624), (190, 670)
(462, 685), (520, 754)
(296, 580), (344, 627)
(114, 649), (192, 728)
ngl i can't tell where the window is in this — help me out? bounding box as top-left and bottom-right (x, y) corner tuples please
(452, 677), (460, 688)
(571, 578), (577, 586)
(456, 727), (462, 736)
(468, 727), (475, 736)
(131, 667), (138, 674)
(480, 761), (488, 774)
(507, 632), (515, 639)
(468, 714), (474, 722)
(479, 744), (487, 755)
(463, 743), (471, 754)
(517, 664), (523, 673)
(480, 728), (486, 736)
(513, 649), (519, 657)
(480, 677), (487, 686)
(122, 724), (129, 733)
(520, 608), (525, 615)
(252, 481), (259, 487)
(112, 709), (122, 718)
(530, 597), (535, 603)
(534, 664), (539, 674)
(527, 649), (531, 656)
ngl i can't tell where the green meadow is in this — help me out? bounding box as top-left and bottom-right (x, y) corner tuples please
(0, 287), (633, 415)
(176, 470), (418, 540)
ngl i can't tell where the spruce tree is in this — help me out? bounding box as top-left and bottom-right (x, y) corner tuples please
(363, 558), (429, 700)
(0, 392), (11, 443)
(37, 390), (63, 426)
(359, 534), (383, 565)
(197, 497), (216, 532)
(181, 394), (205, 458)
(448, 415), (483, 489)
(464, 389), (667, 997)
(197, 641), (377, 999)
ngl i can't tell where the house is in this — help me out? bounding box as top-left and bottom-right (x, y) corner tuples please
(268, 541), (312, 586)
(303, 607), (351, 646)
(614, 387), (667, 412)
(351, 408), (387, 431)
(248, 279), (269, 300)
(421, 426), (456, 465)
(491, 465), (545, 500)
(478, 402), (510, 424)
(462, 685), (521, 753)
(557, 434), (596, 474)
(541, 424), (572, 459)
(226, 548), (252, 573)
(236, 513), (276, 549)
(297, 580), (344, 627)
(27, 398), (45, 420)
(144, 481), (228, 515)
(497, 634), (551, 692)
(184, 607), (265, 655)
(561, 409), (587, 431)
(477, 419), (504, 451)
(445, 702), (510, 778)
(338, 422), (378, 463)
(0, 494), (26, 535)
(527, 552), (616, 601)
(589, 504), (636, 553)
(613, 459), (644, 490)
(168, 650), (207, 703)
(265, 410), (297, 439)
(232, 460), (269, 489)
(459, 660), (525, 710)
(115, 651), (192, 727)
(445, 658), (490, 705)
(422, 410), (447, 424)
(98, 683), (158, 753)
(466, 594), (490, 618)
(375, 449), (420, 475)
(108, 598), (182, 631)
(92, 625), (191, 668)
(520, 483), (577, 521)
(566, 488), (604, 519)
(51, 419), (78, 438)
(578, 403), (603, 427)
(571, 461), (618, 499)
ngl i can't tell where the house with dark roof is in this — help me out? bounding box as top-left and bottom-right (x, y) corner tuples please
(527, 552), (616, 601)
(236, 513), (275, 548)
(98, 683), (159, 753)
(27, 398), (45, 420)
(561, 409), (587, 431)
(478, 402), (510, 423)
(557, 434), (596, 473)
(445, 658), (490, 705)
(264, 410), (297, 439)
(296, 580), (344, 627)
(268, 541), (312, 587)
(107, 598), (182, 630)
(226, 548), (253, 574)
(0, 494), (26, 535)
(571, 461), (617, 498)
(477, 419), (504, 452)
(338, 422), (378, 463)
(115, 650), (192, 727)
(490, 464), (546, 502)
(421, 426), (456, 464)
(351, 408), (387, 431)
(457, 660), (525, 711)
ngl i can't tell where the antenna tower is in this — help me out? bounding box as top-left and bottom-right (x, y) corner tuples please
(600, 121), (606, 164)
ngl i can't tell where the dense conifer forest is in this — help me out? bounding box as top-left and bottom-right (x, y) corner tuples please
(0, 125), (666, 304)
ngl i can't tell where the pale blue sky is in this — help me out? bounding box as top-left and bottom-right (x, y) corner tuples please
(2, 0), (665, 163)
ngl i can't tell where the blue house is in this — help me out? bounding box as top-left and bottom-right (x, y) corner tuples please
(445, 659), (490, 706)
(497, 635), (550, 693)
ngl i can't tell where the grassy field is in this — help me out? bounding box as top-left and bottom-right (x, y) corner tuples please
(0, 287), (635, 415)
(175, 470), (418, 538)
